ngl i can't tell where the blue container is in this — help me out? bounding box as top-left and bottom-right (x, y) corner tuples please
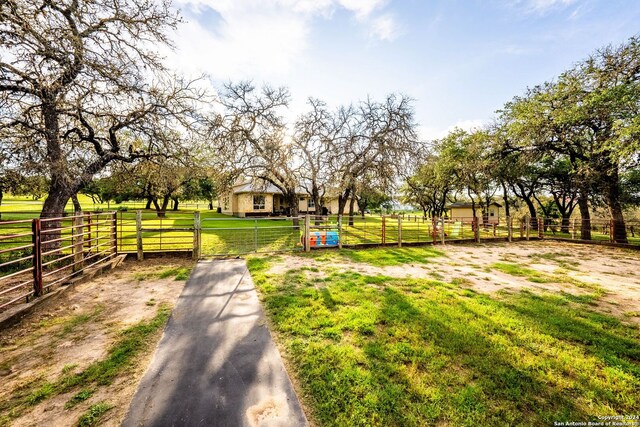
(325, 231), (339, 246)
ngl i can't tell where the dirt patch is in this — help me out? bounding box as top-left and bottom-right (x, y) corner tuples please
(246, 397), (288, 427)
(269, 241), (640, 325)
(0, 256), (192, 427)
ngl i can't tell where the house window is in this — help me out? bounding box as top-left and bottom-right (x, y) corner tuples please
(490, 211), (495, 217)
(223, 196), (229, 210)
(253, 194), (265, 210)
(307, 198), (315, 208)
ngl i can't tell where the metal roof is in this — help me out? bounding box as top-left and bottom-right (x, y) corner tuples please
(446, 201), (502, 208)
(231, 181), (282, 194)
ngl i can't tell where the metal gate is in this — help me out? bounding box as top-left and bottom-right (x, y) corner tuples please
(199, 216), (303, 256)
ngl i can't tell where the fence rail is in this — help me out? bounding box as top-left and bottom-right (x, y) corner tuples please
(2, 210), (638, 312)
(0, 212), (117, 311)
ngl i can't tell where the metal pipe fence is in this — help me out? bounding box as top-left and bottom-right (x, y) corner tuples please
(200, 216), (302, 256)
(0, 212), (117, 311)
(106, 212), (640, 260)
(541, 217), (640, 244)
(2, 210), (638, 312)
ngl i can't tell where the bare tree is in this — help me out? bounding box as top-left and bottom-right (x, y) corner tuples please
(0, 0), (206, 229)
(328, 94), (418, 221)
(212, 82), (302, 221)
(292, 98), (334, 216)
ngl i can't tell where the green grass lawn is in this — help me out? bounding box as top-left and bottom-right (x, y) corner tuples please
(1, 196), (639, 256)
(0, 194), (211, 213)
(248, 248), (640, 426)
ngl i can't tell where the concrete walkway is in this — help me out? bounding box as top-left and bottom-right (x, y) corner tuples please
(122, 259), (308, 427)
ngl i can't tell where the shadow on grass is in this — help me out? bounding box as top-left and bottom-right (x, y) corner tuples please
(253, 263), (640, 427)
(337, 247), (445, 267)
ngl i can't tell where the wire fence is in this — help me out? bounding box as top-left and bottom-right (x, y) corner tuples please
(308, 215), (516, 247)
(541, 217), (640, 244)
(200, 216), (302, 256)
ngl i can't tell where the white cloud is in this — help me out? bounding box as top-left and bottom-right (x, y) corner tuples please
(167, 0), (399, 79)
(370, 14), (400, 41)
(530, 0), (576, 11)
(337, 0), (388, 19)
(510, 0), (578, 14)
(169, 2), (309, 78)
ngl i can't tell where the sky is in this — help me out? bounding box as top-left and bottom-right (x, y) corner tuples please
(165, 0), (640, 141)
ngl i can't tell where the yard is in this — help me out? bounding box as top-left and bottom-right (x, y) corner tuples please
(1, 228), (639, 426)
(0, 257), (193, 426)
(1, 196), (639, 259)
(247, 241), (640, 426)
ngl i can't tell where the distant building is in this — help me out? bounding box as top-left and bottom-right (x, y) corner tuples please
(446, 201), (502, 224)
(218, 180), (358, 217)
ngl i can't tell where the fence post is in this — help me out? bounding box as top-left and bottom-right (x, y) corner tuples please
(432, 217), (437, 243)
(31, 219), (43, 298)
(571, 218), (576, 240)
(193, 211), (201, 260)
(338, 215), (343, 249)
(440, 218), (445, 244)
(304, 214), (311, 252)
(520, 219), (524, 238)
(254, 218), (258, 253)
(382, 215), (386, 245)
(111, 212), (117, 255)
(73, 214), (84, 275)
(86, 213), (93, 253)
(397, 216), (402, 247)
(610, 219), (615, 243)
(136, 210), (143, 261)
(507, 216), (512, 242)
(538, 218), (544, 239)
(159, 215), (163, 251)
(473, 217), (480, 243)
(119, 211), (123, 252)
(526, 216), (530, 241)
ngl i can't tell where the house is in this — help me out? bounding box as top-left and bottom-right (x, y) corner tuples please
(219, 180), (359, 217)
(446, 201), (502, 224)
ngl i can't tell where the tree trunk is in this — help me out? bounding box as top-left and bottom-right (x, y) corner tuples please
(348, 196), (356, 226)
(522, 198), (538, 230)
(41, 99), (72, 249)
(577, 191), (591, 240)
(41, 189), (71, 217)
(560, 215), (571, 234)
(157, 195), (170, 217)
(359, 198), (368, 218)
(150, 197), (159, 211)
(209, 200), (213, 210)
(145, 197), (153, 209)
(467, 188), (477, 222)
(41, 186), (73, 250)
(311, 188), (322, 225)
(500, 181), (510, 217)
(172, 196), (179, 211)
(71, 194), (82, 212)
(337, 187), (351, 217)
(284, 191), (300, 227)
(604, 176), (628, 244)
